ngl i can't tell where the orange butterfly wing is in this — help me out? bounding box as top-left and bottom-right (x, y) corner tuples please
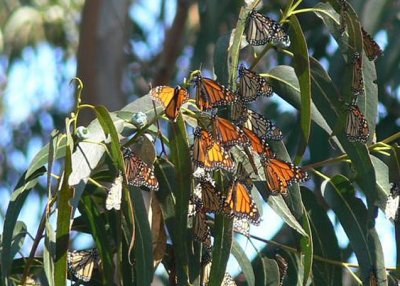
(194, 75), (236, 111)
(123, 147), (159, 191)
(193, 128), (235, 172)
(241, 126), (274, 157)
(225, 180), (260, 225)
(362, 28), (382, 61)
(150, 85), (189, 121)
(213, 116), (250, 148)
(262, 158), (308, 195)
(346, 103), (369, 143)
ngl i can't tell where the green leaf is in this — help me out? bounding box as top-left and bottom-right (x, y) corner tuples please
(130, 188), (154, 285)
(289, 15), (311, 165)
(314, 2), (378, 141)
(10, 222), (27, 264)
(255, 182), (306, 237)
(285, 252), (304, 286)
(54, 133), (73, 286)
(309, 57), (378, 215)
(43, 220), (56, 286)
(168, 115), (192, 285)
(1, 167), (45, 283)
(209, 214), (233, 286)
(80, 194), (114, 285)
(370, 155), (391, 211)
(268, 65), (334, 139)
(254, 256), (280, 286)
(231, 239), (255, 286)
(95, 106), (125, 171)
(300, 205), (313, 285)
(322, 175), (387, 284)
(301, 188), (342, 286)
(26, 135), (66, 179)
(68, 112), (125, 187)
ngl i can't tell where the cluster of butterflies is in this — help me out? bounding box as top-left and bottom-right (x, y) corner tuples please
(341, 1), (383, 144)
(150, 65), (310, 255)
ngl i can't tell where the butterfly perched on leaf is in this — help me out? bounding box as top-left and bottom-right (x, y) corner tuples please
(233, 102), (283, 141)
(193, 128), (235, 172)
(195, 176), (226, 213)
(261, 156), (308, 195)
(238, 65), (273, 102)
(345, 102), (369, 143)
(212, 115), (250, 149)
(123, 147), (159, 191)
(193, 72), (237, 111)
(351, 52), (364, 96)
(150, 85), (189, 121)
(224, 163), (261, 225)
(362, 28), (382, 61)
(189, 195), (212, 250)
(67, 248), (101, 282)
(245, 10), (290, 47)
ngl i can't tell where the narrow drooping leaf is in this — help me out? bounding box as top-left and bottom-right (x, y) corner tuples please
(54, 133), (73, 286)
(289, 15), (311, 164)
(231, 239), (255, 286)
(323, 175), (386, 284)
(168, 115), (192, 285)
(300, 206), (313, 285)
(302, 188), (342, 286)
(1, 167), (45, 283)
(130, 186), (154, 286)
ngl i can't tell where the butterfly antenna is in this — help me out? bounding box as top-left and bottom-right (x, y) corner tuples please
(152, 101), (168, 158)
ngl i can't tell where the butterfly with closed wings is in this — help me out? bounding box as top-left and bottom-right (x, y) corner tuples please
(150, 85), (189, 121)
(245, 10), (290, 47)
(123, 147), (159, 191)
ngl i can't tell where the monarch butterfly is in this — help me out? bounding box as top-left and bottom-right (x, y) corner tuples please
(345, 103), (369, 143)
(193, 73), (237, 111)
(225, 165), (260, 225)
(233, 102), (283, 141)
(150, 85), (189, 121)
(351, 52), (364, 96)
(224, 177), (261, 225)
(67, 248), (101, 282)
(193, 210), (212, 249)
(362, 28), (382, 61)
(193, 128), (235, 172)
(213, 115), (250, 148)
(262, 156), (308, 195)
(238, 65), (273, 102)
(274, 254), (288, 286)
(123, 147), (159, 191)
(245, 10), (290, 47)
(196, 178), (226, 213)
(241, 126), (274, 158)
